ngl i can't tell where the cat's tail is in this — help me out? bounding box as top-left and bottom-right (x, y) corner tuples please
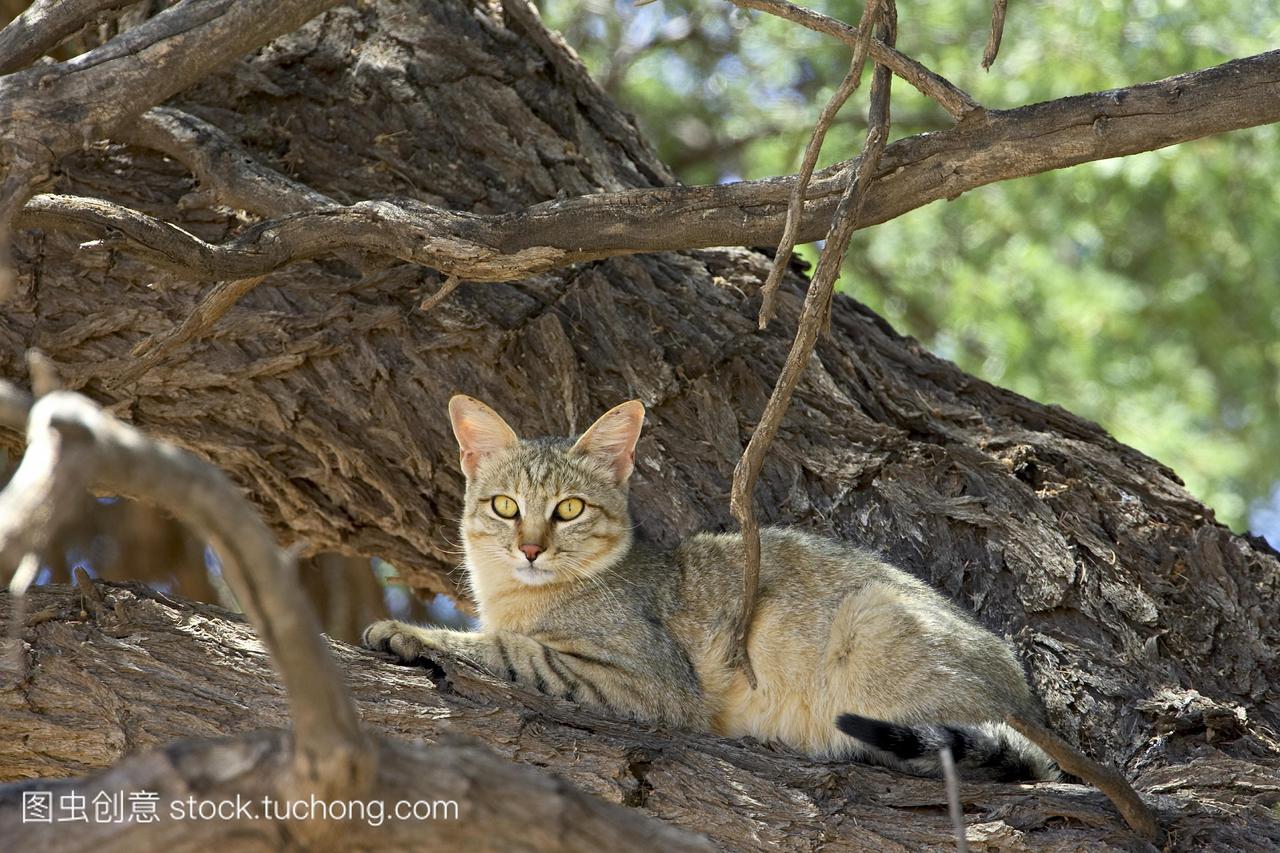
(835, 713), (1062, 782)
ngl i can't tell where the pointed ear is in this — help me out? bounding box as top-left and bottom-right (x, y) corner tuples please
(449, 395), (519, 477)
(571, 400), (645, 483)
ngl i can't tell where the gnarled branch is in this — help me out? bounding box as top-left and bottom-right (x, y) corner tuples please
(13, 50), (1280, 286)
(0, 0), (135, 75)
(0, 384), (372, 802)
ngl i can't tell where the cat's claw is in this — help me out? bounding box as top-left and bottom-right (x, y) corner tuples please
(362, 619), (428, 663)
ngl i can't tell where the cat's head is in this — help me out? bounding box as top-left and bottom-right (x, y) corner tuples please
(448, 395), (643, 590)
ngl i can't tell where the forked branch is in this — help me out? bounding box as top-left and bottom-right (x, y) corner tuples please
(728, 0), (896, 686)
(730, 0), (981, 121)
(0, 0), (135, 75)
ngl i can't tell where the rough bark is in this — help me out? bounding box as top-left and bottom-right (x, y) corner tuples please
(1, 0), (1278, 849)
(0, 588), (710, 851)
(5, 583), (1278, 851)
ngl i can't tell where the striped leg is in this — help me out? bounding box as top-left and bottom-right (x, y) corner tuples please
(361, 620), (629, 711)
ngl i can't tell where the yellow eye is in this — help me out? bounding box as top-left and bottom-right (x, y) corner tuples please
(491, 495), (519, 518)
(554, 497), (584, 521)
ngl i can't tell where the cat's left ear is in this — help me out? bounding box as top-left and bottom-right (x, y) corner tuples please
(572, 400), (645, 483)
(449, 395), (519, 477)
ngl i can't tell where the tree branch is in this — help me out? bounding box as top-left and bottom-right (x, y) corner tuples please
(0, 0), (343, 280)
(13, 50), (1279, 285)
(729, 0), (895, 690)
(0, 385), (373, 803)
(983, 0), (1010, 70)
(0, 0), (136, 75)
(115, 107), (337, 218)
(5, 583), (1276, 848)
(754, 0), (881, 330)
(0, 729), (710, 852)
(730, 0), (981, 121)
(121, 276), (269, 385)
(1008, 713), (1161, 842)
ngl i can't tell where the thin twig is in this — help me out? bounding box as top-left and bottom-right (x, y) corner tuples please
(4, 553), (39, 676)
(418, 274), (462, 312)
(730, 0), (980, 121)
(120, 275), (268, 385)
(727, 2), (896, 687)
(754, 0), (881, 329)
(939, 746), (969, 853)
(982, 0), (1009, 70)
(1006, 713), (1161, 841)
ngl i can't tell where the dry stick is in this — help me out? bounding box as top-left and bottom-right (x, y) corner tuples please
(4, 553), (39, 675)
(753, 0), (880, 329)
(120, 275), (268, 385)
(419, 274), (462, 312)
(982, 0), (1009, 70)
(0, 386), (375, 801)
(731, 0), (980, 121)
(0, 0), (137, 75)
(0, 390), (96, 575)
(727, 5), (896, 688)
(1006, 713), (1161, 841)
(938, 746), (969, 853)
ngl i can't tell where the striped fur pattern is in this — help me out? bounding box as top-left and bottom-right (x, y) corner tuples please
(362, 397), (1061, 782)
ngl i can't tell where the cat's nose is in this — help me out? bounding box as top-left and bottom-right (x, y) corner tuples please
(519, 544), (544, 562)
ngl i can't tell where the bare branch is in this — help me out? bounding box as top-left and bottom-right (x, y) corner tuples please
(939, 746), (970, 853)
(115, 107), (336, 218)
(0, 0), (135, 75)
(13, 50), (1279, 287)
(419, 274), (463, 313)
(24, 349), (60, 396)
(0, 389), (374, 800)
(1007, 713), (1161, 842)
(754, 0), (880, 329)
(983, 0), (1009, 70)
(0, 396), (95, 578)
(728, 1), (896, 686)
(0, 0), (343, 278)
(731, 0), (981, 121)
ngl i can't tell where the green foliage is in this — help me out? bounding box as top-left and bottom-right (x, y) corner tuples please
(543, 0), (1280, 537)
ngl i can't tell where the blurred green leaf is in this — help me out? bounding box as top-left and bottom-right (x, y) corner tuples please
(542, 0), (1280, 536)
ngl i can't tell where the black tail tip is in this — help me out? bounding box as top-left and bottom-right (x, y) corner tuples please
(836, 713), (925, 759)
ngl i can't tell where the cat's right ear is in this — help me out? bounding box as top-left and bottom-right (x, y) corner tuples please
(449, 395), (518, 477)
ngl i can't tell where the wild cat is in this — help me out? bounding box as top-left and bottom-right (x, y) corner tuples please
(363, 396), (1060, 782)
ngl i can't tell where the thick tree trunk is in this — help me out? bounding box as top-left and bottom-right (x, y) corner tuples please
(1, 0), (1278, 849)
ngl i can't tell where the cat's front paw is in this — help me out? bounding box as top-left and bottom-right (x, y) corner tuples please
(362, 619), (436, 664)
